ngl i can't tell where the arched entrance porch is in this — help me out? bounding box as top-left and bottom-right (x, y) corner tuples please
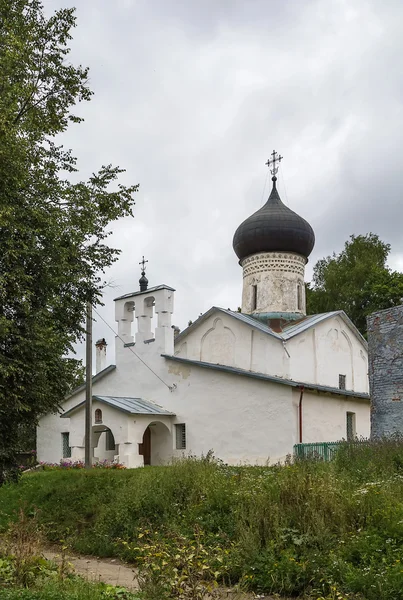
(138, 421), (171, 466)
(92, 423), (116, 462)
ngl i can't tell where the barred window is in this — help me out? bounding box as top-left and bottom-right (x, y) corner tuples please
(95, 409), (102, 424)
(61, 432), (71, 458)
(175, 424), (186, 450)
(339, 374), (346, 390)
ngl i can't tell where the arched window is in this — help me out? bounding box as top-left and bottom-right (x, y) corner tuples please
(95, 409), (102, 424)
(297, 283), (302, 311)
(251, 284), (258, 311)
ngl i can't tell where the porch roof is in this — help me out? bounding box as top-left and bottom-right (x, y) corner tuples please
(61, 395), (175, 418)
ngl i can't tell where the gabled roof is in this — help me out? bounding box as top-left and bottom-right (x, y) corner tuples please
(175, 307), (367, 349)
(65, 365), (116, 400)
(174, 307), (283, 344)
(61, 395), (175, 418)
(114, 284), (175, 302)
(281, 311), (367, 347)
(162, 354), (370, 400)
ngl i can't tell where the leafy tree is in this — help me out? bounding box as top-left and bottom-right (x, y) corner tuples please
(0, 0), (138, 483)
(306, 233), (403, 336)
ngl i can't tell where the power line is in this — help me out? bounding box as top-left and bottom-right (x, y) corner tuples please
(280, 163), (290, 207)
(260, 168), (270, 206)
(93, 308), (176, 392)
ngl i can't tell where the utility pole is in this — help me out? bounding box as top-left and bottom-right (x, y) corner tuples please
(85, 301), (92, 469)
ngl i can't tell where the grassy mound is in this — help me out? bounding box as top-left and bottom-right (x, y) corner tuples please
(1, 441), (403, 599)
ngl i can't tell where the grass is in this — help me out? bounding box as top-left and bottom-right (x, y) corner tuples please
(0, 441), (403, 599)
(0, 578), (140, 600)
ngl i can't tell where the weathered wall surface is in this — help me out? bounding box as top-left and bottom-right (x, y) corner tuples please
(368, 305), (403, 437)
(175, 311), (368, 393)
(37, 286), (370, 467)
(241, 251), (306, 315)
(287, 315), (369, 393)
(175, 313), (286, 377)
(300, 390), (370, 443)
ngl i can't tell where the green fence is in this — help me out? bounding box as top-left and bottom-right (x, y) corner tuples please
(293, 441), (343, 461)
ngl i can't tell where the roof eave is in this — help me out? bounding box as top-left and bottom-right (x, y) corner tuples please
(61, 394), (175, 418)
(162, 354), (369, 401)
(65, 364), (116, 400)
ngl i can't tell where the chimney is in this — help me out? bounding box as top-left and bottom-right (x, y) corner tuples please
(95, 338), (107, 373)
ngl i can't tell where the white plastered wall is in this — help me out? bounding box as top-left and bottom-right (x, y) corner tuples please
(174, 313), (286, 378)
(297, 390), (370, 443)
(286, 315), (368, 393)
(37, 289), (370, 467)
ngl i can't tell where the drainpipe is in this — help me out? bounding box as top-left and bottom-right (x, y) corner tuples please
(298, 385), (305, 444)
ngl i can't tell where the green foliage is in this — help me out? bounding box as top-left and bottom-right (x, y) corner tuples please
(121, 526), (234, 600)
(306, 233), (403, 335)
(1, 447), (403, 598)
(0, 509), (140, 599)
(0, 0), (138, 484)
(0, 577), (141, 600)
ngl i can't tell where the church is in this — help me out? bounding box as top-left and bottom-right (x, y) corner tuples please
(37, 153), (370, 467)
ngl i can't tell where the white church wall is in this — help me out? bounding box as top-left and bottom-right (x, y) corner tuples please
(37, 369), (122, 464)
(174, 312), (286, 378)
(38, 300), (370, 468)
(150, 421), (173, 465)
(108, 338), (297, 463)
(250, 329), (287, 377)
(164, 361), (296, 464)
(287, 316), (368, 393)
(299, 390), (370, 443)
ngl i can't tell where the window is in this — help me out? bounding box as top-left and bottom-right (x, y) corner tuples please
(297, 283), (302, 310)
(251, 284), (258, 311)
(105, 429), (116, 452)
(175, 424), (186, 449)
(346, 412), (356, 441)
(339, 374), (346, 390)
(61, 432), (71, 458)
(95, 409), (102, 424)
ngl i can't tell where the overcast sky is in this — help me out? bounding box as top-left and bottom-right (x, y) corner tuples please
(42, 0), (403, 365)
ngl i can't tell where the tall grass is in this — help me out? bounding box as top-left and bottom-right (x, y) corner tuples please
(1, 441), (403, 599)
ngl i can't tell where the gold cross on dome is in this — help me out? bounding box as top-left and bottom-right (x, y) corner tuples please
(265, 150), (283, 176)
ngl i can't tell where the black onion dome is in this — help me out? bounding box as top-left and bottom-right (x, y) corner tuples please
(139, 273), (148, 292)
(233, 177), (315, 261)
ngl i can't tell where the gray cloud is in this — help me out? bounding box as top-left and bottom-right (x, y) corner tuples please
(42, 0), (403, 364)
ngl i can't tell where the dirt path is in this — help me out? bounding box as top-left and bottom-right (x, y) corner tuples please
(43, 549), (138, 591)
(43, 549), (283, 599)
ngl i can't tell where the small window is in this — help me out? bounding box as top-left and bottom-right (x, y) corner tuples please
(95, 409), (102, 424)
(175, 424), (186, 450)
(346, 412), (356, 441)
(105, 430), (116, 452)
(339, 374), (346, 390)
(297, 283), (302, 310)
(61, 432), (71, 458)
(251, 284), (258, 311)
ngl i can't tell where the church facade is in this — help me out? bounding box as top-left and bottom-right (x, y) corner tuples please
(37, 154), (370, 467)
